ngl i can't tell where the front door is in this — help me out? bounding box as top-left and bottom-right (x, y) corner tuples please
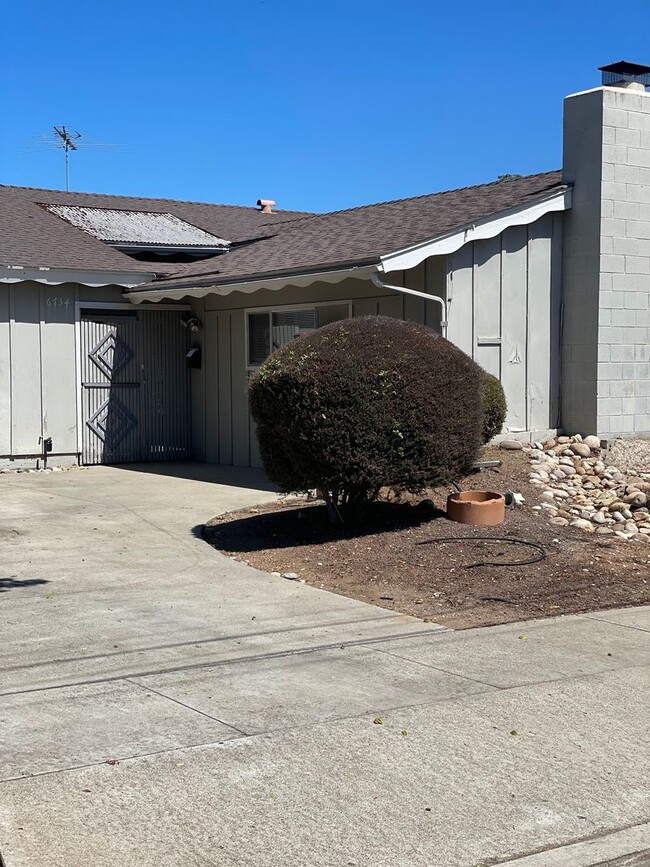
(80, 309), (190, 465)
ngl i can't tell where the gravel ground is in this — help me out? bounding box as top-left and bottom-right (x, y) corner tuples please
(607, 438), (650, 475)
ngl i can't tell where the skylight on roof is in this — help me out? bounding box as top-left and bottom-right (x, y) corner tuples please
(45, 204), (229, 249)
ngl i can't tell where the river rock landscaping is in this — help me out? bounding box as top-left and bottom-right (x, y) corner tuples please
(523, 435), (650, 540)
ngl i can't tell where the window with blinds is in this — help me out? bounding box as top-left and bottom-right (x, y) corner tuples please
(247, 313), (271, 366)
(247, 308), (316, 367)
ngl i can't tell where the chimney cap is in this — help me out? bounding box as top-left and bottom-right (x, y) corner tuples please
(599, 60), (650, 87)
(257, 198), (276, 214)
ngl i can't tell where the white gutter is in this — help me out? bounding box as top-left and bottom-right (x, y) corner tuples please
(372, 272), (448, 338)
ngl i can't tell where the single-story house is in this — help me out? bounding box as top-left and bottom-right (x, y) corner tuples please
(2, 62), (650, 470)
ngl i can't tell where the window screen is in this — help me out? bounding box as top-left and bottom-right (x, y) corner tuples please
(248, 308), (316, 366)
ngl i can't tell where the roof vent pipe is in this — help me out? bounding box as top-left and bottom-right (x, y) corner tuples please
(371, 272), (448, 339)
(257, 199), (276, 214)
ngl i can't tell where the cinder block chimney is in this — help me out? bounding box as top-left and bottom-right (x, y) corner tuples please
(561, 61), (650, 437)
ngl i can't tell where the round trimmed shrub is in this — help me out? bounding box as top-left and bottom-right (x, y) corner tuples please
(249, 316), (484, 509)
(481, 372), (507, 442)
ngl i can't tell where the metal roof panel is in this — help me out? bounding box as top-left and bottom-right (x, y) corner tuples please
(45, 205), (230, 248)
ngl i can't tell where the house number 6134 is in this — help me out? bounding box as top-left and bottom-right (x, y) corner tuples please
(46, 297), (71, 308)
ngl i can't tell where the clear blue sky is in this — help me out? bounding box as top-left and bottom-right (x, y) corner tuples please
(2, 0), (649, 212)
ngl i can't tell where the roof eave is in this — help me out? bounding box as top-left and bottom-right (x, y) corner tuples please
(123, 185), (572, 303)
(0, 264), (156, 288)
(378, 187), (572, 274)
(125, 261), (380, 303)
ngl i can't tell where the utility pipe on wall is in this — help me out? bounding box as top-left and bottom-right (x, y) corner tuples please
(371, 273), (448, 338)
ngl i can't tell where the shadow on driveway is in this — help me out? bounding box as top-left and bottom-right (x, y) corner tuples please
(0, 578), (49, 593)
(109, 461), (279, 493)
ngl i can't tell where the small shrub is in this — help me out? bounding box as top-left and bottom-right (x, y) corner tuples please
(249, 316), (484, 515)
(482, 372), (507, 442)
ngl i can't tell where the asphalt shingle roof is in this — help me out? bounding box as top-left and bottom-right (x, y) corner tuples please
(133, 170), (565, 292)
(0, 185), (308, 273)
(2, 172), (566, 290)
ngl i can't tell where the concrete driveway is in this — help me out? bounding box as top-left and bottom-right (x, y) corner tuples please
(0, 464), (648, 866)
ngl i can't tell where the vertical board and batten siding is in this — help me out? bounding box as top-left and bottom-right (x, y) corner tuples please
(231, 313), (251, 467)
(445, 244), (473, 356)
(42, 288), (78, 454)
(0, 286), (12, 455)
(350, 295), (403, 319)
(198, 309), (250, 467)
(195, 218), (560, 469)
(1, 281), (79, 462)
(527, 218), (554, 432)
(500, 225), (528, 429)
(385, 258), (446, 332)
(10, 284), (43, 455)
(217, 313), (233, 465)
(197, 280), (407, 468)
(446, 213), (561, 433)
(473, 234), (502, 379)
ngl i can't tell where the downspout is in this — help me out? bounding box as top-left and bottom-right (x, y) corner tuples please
(371, 272), (448, 338)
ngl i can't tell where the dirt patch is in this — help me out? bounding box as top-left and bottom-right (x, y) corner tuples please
(203, 449), (650, 629)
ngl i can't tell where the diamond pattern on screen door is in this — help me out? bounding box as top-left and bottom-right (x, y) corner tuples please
(86, 397), (137, 447)
(88, 330), (133, 379)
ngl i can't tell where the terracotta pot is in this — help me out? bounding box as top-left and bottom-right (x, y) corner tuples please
(446, 490), (505, 526)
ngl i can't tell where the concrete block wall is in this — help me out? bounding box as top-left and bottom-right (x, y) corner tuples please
(562, 85), (650, 438)
(598, 87), (650, 435)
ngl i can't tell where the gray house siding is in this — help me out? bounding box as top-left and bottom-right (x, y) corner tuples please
(1, 281), (81, 466)
(189, 279), (404, 468)
(0, 281), (190, 468)
(189, 215), (560, 468)
(2, 213), (562, 470)
(445, 214), (562, 436)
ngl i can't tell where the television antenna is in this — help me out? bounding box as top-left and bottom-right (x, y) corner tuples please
(18, 126), (117, 191)
(54, 126), (80, 191)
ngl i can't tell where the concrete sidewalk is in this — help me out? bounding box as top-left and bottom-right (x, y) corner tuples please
(0, 465), (648, 866)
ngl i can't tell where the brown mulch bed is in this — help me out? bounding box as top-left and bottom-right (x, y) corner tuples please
(203, 449), (650, 629)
